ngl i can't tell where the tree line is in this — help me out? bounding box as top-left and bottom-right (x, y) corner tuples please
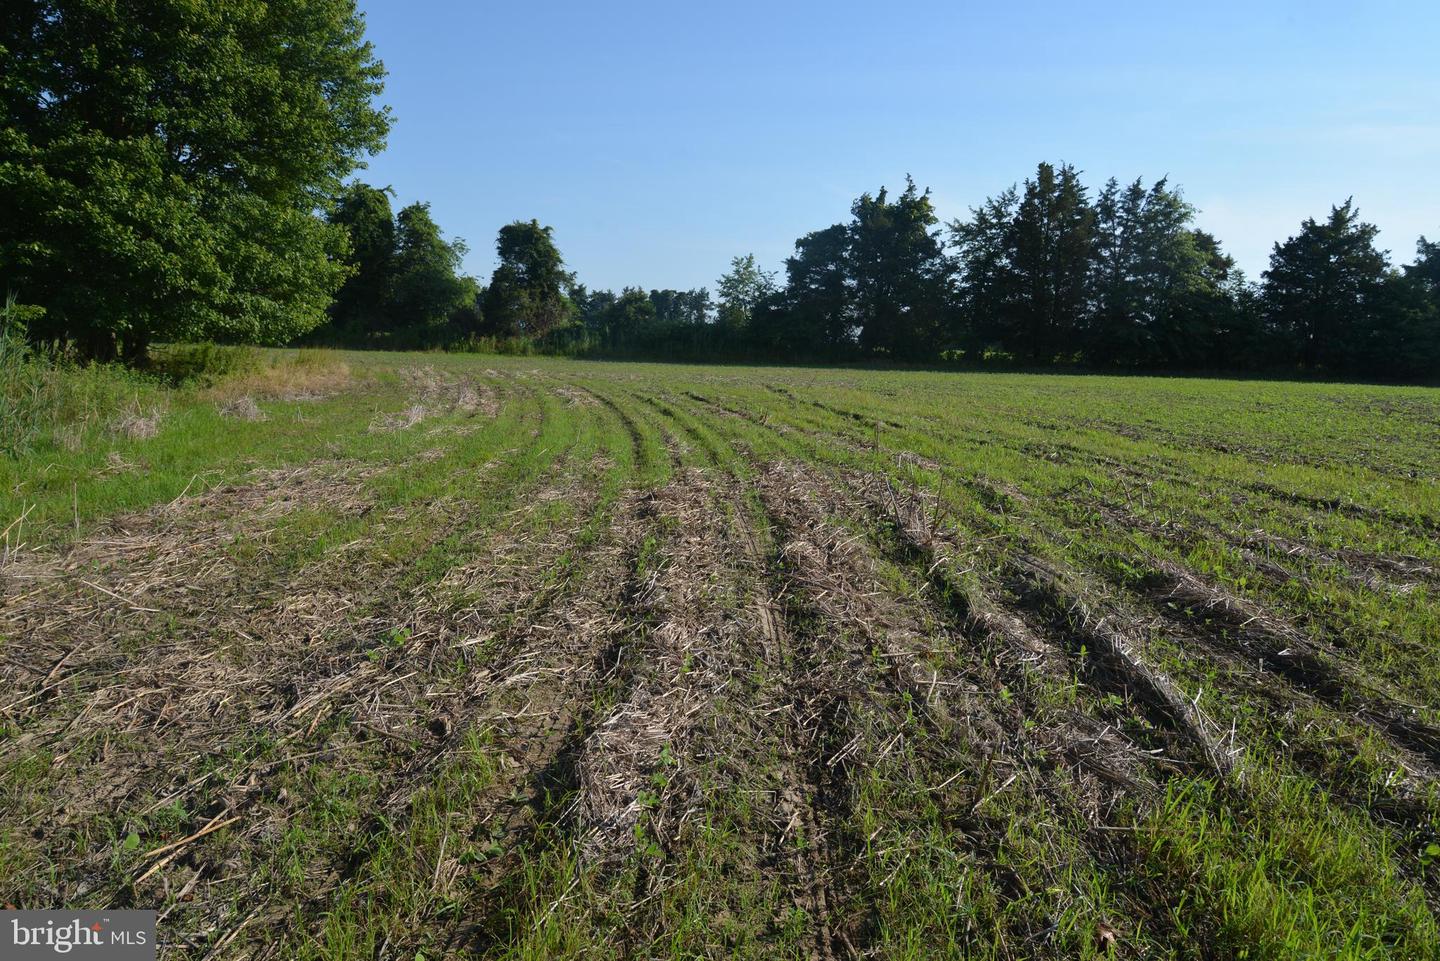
(2, 3), (1436, 379)
(941, 165), (1439, 378)
(638, 168), (1437, 379)
(311, 183), (719, 357)
(319, 164), (1437, 379)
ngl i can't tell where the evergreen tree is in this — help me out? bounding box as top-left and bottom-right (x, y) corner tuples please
(1263, 200), (1390, 371)
(1403, 237), (1440, 378)
(1180, 230), (1261, 370)
(949, 187), (1021, 358)
(1353, 236), (1440, 380)
(1008, 162), (1094, 363)
(952, 165), (1267, 370)
(1408, 237), (1440, 297)
(850, 178), (951, 359)
(776, 224), (853, 354)
(1208, 269), (1274, 370)
(1089, 177), (1214, 366)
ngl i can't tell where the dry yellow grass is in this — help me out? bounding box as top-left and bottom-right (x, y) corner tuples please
(201, 349), (353, 403)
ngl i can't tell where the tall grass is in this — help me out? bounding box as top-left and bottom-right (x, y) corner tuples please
(446, 332), (596, 357)
(0, 311), (356, 460)
(0, 300), (67, 457)
(148, 342), (264, 385)
(0, 303), (179, 457)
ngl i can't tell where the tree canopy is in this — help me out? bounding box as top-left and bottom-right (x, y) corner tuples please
(849, 178), (952, 360)
(483, 221), (575, 338)
(5, 13), (1437, 395)
(554, 165), (1437, 379)
(1, 0), (391, 359)
(326, 183), (397, 341)
(1263, 201), (1394, 373)
(312, 186), (475, 348)
(715, 254), (777, 335)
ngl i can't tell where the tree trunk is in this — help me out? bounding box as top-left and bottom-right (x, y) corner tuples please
(121, 329), (151, 367)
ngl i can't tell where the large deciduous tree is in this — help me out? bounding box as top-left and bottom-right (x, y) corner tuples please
(715, 254), (777, 335)
(0, 0), (390, 360)
(387, 203), (472, 338)
(483, 221), (574, 337)
(326, 183), (396, 340)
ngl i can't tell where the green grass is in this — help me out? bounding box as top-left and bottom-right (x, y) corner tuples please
(2, 350), (1438, 959)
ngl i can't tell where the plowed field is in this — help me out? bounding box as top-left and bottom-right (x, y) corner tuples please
(4, 354), (1439, 959)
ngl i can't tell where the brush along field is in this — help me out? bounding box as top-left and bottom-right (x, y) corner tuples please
(3, 352), (1440, 960)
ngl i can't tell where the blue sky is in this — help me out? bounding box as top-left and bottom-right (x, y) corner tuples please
(355, 0), (1439, 293)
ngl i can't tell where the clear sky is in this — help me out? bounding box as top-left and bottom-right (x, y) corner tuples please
(355, 0), (1439, 293)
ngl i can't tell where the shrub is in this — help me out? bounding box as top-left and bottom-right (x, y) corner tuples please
(149, 343), (263, 385)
